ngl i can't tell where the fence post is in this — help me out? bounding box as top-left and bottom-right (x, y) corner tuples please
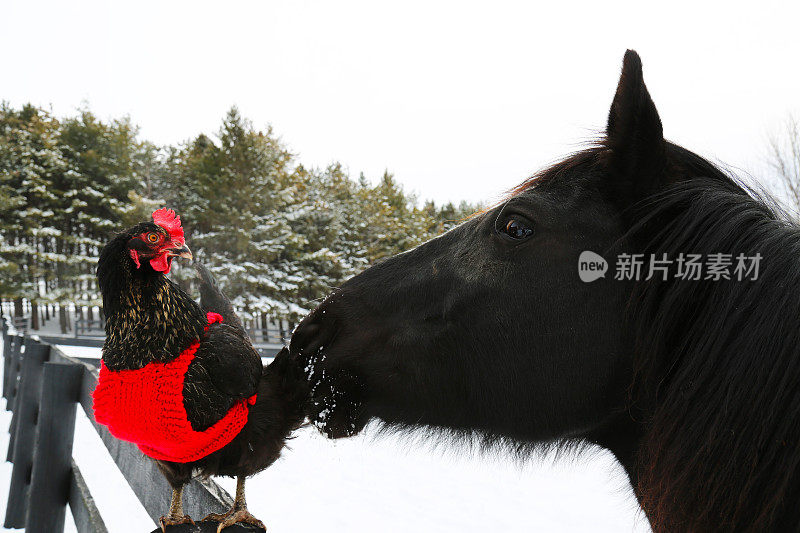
(5, 335), (23, 412)
(3, 332), (15, 400)
(7, 337), (27, 444)
(4, 338), (50, 528)
(26, 362), (83, 533)
(7, 337), (36, 453)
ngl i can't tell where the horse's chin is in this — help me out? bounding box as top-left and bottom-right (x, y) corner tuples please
(312, 403), (369, 439)
(302, 351), (368, 439)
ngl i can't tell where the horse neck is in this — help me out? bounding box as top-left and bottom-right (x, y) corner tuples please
(629, 180), (800, 531)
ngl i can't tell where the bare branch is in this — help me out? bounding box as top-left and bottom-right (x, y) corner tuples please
(767, 115), (800, 212)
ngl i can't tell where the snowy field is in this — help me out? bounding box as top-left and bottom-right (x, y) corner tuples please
(0, 341), (651, 533)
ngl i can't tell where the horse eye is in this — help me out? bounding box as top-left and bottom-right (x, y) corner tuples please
(147, 232), (160, 244)
(503, 219), (533, 240)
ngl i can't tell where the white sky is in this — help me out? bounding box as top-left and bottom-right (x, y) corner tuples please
(2, 1), (799, 205)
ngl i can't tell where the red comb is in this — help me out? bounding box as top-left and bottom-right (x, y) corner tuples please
(152, 208), (185, 242)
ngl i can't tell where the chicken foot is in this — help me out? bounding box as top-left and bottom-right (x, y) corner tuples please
(203, 477), (266, 532)
(159, 485), (195, 532)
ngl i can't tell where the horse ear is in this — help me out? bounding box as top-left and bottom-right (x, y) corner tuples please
(604, 50), (666, 201)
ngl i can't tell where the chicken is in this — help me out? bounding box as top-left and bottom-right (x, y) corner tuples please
(92, 208), (307, 532)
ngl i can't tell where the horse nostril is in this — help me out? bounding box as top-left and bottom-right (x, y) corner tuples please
(290, 294), (345, 360)
(290, 310), (338, 358)
(290, 322), (321, 354)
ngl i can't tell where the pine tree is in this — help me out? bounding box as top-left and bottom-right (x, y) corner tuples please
(56, 109), (145, 315)
(0, 102), (481, 331)
(162, 108), (310, 321)
(0, 104), (72, 326)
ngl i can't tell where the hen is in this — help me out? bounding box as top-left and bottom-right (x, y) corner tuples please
(93, 208), (306, 532)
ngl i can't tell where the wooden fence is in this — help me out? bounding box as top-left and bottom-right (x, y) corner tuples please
(1, 317), (261, 533)
(74, 319), (105, 338)
(4, 301), (292, 346)
(69, 316), (288, 351)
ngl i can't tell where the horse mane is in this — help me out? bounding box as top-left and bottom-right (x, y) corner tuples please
(509, 147), (605, 196)
(626, 147), (800, 531)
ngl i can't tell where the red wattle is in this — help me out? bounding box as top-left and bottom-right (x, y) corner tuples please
(129, 249), (141, 269)
(92, 312), (256, 463)
(149, 253), (171, 273)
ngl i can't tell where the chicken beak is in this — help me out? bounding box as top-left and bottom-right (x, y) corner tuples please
(167, 244), (193, 260)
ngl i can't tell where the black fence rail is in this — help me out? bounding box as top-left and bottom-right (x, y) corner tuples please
(12, 312), (287, 352)
(74, 319), (105, 338)
(0, 317), (260, 533)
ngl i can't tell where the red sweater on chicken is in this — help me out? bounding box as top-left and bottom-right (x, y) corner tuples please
(93, 312), (257, 463)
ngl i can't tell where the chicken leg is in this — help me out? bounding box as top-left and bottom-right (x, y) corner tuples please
(202, 477), (265, 532)
(159, 485), (195, 532)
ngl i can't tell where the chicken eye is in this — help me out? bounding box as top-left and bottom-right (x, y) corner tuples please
(146, 232), (160, 244)
(503, 218), (534, 240)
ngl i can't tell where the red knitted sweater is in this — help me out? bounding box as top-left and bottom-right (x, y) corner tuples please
(93, 312), (257, 463)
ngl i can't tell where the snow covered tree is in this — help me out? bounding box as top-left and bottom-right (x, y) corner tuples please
(0, 103), (156, 328)
(423, 199), (479, 234)
(353, 171), (437, 263)
(0, 102), (480, 331)
(160, 108), (310, 321)
(0, 104), (72, 325)
(56, 109), (147, 317)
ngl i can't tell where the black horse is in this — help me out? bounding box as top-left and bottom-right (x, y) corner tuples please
(290, 51), (800, 531)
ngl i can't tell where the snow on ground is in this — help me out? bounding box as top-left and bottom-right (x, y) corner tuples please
(53, 345), (103, 359)
(216, 426), (651, 533)
(1, 341), (650, 532)
(71, 409), (157, 532)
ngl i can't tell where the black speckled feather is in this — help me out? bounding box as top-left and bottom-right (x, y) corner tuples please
(184, 322), (262, 431)
(185, 264), (262, 430)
